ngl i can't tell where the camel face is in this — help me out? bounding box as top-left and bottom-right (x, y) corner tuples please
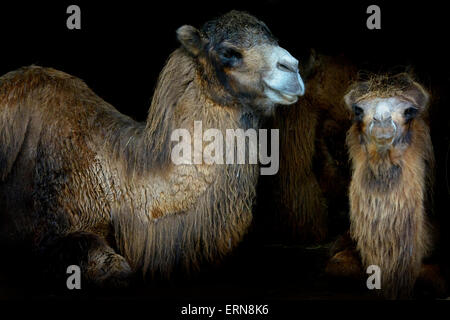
(344, 73), (429, 149)
(177, 11), (304, 113)
(260, 45), (305, 105)
(351, 97), (415, 146)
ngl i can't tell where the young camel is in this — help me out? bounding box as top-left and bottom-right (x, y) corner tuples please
(341, 73), (435, 298)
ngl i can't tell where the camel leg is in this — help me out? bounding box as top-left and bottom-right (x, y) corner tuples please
(38, 231), (133, 289)
(325, 232), (363, 280)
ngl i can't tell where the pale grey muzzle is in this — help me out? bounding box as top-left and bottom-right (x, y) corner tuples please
(368, 101), (397, 141)
(276, 54), (305, 96)
(369, 119), (397, 141)
(263, 46), (305, 104)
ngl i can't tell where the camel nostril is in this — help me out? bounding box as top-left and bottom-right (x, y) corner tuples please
(369, 118), (397, 142)
(373, 114), (392, 123)
(277, 61), (297, 73)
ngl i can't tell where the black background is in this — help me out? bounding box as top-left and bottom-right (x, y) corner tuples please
(1, 1), (449, 120)
(0, 0), (449, 304)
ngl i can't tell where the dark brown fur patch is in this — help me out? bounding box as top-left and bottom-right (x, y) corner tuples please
(272, 53), (357, 242)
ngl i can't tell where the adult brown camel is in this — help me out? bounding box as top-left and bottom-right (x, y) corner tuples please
(0, 11), (304, 287)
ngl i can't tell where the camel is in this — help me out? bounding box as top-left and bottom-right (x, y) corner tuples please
(0, 11), (304, 287)
(273, 52), (357, 242)
(342, 73), (434, 298)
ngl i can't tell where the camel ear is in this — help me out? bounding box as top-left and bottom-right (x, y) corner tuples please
(403, 81), (430, 110)
(344, 82), (369, 110)
(177, 25), (205, 57)
(344, 90), (356, 109)
(299, 49), (320, 80)
(391, 73), (429, 109)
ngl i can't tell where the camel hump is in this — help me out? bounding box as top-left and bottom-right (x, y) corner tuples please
(0, 65), (97, 120)
(1, 65), (75, 84)
(0, 65), (89, 105)
(0, 66), (92, 181)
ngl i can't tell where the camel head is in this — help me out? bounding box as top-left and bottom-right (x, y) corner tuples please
(344, 73), (429, 149)
(176, 10), (305, 114)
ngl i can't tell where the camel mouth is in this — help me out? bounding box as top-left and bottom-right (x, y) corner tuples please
(264, 84), (300, 105)
(372, 136), (395, 146)
(369, 120), (397, 145)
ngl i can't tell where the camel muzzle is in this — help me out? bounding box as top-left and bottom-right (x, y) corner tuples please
(369, 119), (397, 144)
(262, 46), (305, 105)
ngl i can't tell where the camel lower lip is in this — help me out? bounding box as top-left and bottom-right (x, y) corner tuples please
(373, 137), (394, 145)
(280, 92), (297, 102)
(266, 86), (299, 103)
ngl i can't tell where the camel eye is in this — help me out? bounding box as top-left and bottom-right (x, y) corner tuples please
(352, 104), (364, 119)
(404, 107), (418, 120)
(219, 46), (242, 67)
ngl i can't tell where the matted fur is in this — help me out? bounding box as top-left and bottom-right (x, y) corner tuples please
(1, 10), (303, 284)
(345, 74), (434, 299)
(0, 47), (259, 280)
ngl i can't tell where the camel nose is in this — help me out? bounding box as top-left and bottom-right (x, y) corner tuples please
(275, 47), (304, 96)
(373, 113), (392, 125)
(373, 103), (392, 124)
(264, 46), (305, 99)
(277, 57), (299, 73)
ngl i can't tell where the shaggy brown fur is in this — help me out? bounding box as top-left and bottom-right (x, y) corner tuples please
(345, 73), (434, 299)
(273, 53), (357, 242)
(0, 11), (298, 286)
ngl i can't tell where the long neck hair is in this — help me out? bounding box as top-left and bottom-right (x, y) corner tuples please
(347, 117), (434, 299)
(106, 48), (261, 277)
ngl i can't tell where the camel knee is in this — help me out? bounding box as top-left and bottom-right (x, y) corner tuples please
(39, 231), (133, 288)
(325, 248), (363, 280)
(85, 244), (133, 288)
